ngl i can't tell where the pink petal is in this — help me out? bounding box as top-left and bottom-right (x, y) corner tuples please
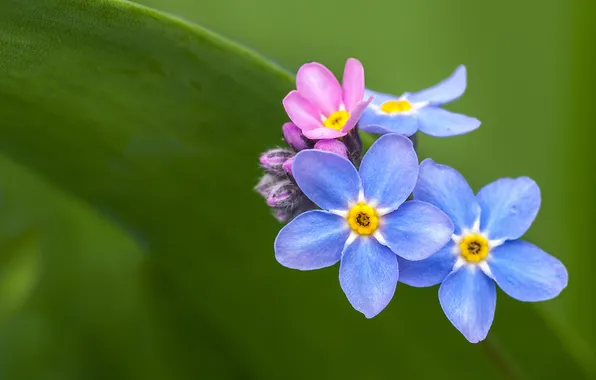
(303, 128), (346, 140)
(296, 62), (342, 117)
(283, 91), (324, 132)
(341, 96), (374, 133)
(342, 58), (365, 111)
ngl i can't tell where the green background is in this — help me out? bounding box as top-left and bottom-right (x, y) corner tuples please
(0, 0), (594, 379)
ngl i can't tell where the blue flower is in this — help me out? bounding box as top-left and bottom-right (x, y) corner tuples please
(358, 65), (481, 137)
(399, 159), (568, 342)
(274, 134), (454, 318)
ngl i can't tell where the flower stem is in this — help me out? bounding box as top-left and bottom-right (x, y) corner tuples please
(481, 335), (526, 380)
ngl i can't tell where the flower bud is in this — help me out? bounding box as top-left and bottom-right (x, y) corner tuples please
(266, 180), (299, 208)
(282, 156), (294, 177)
(255, 173), (279, 197)
(275, 194), (316, 223)
(282, 122), (309, 152)
(259, 148), (293, 176)
(274, 208), (290, 223)
(314, 139), (348, 159)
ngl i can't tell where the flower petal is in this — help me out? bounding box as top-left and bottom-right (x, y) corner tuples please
(477, 177), (541, 241)
(359, 134), (418, 212)
(275, 210), (350, 270)
(283, 91), (323, 132)
(359, 89), (418, 135)
(408, 65), (467, 105)
(439, 266), (496, 343)
(414, 159), (480, 234)
(417, 107), (480, 137)
(398, 243), (457, 287)
(487, 240), (568, 302)
(381, 200), (454, 261)
(339, 237), (398, 318)
(293, 149), (361, 211)
(362, 88), (395, 108)
(358, 109), (418, 136)
(302, 127), (346, 140)
(296, 62), (342, 117)
(342, 58), (365, 111)
(341, 96), (373, 133)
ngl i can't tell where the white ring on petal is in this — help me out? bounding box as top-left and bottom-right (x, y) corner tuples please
(373, 231), (388, 247)
(478, 261), (493, 278)
(376, 207), (392, 216)
(358, 190), (365, 203)
(344, 232), (359, 249)
(452, 257), (467, 271)
(489, 238), (506, 249)
(329, 209), (349, 217)
(452, 234), (463, 244)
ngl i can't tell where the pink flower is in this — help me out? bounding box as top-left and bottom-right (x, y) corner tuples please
(283, 58), (373, 140)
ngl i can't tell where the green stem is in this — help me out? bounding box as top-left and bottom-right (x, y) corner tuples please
(481, 335), (526, 380)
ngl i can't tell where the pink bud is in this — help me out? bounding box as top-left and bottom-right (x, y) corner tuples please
(314, 139), (348, 159)
(266, 181), (297, 208)
(282, 122), (309, 152)
(259, 148), (293, 175)
(282, 157), (294, 176)
(274, 209), (290, 223)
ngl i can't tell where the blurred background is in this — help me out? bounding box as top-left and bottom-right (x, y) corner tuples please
(0, 0), (594, 378)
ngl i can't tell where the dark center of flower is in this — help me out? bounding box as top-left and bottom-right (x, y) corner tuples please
(355, 212), (371, 227)
(467, 241), (482, 255)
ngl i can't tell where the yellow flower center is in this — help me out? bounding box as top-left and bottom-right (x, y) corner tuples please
(459, 234), (489, 263)
(324, 110), (350, 131)
(380, 99), (412, 113)
(347, 203), (379, 235)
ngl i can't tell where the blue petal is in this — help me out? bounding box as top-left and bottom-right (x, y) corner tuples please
(359, 89), (418, 136)
(487, 240), (568, 302)
(398, 242), (457, 287)
(339, 237), (399, 318)
(359, 134), (418, 212)
(417, 107), (480, 137)
(364, 88), (395, 107)
(439, 266), (496, 343)
(293, 149), (361, 211)
(381, 200), (454, 261)
(414, 159), (480, 234)
(358, 109), (418, 136)
(477, 177), (541, 241)
(274, 210), (350, 270)
(408, 65), (467, 105)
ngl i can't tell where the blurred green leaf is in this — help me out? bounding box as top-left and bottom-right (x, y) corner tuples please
(0, 0), (591, 379)
(0, 228), (40, 323)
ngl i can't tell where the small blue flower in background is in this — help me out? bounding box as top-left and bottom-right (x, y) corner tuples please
(358, 65), (481, 137)
(274, 134), (454, 318)
(398, 159), (568, 343)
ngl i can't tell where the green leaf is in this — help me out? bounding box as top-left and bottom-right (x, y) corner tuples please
(0, 0), (590, 379)
(0, 228), (40, 323)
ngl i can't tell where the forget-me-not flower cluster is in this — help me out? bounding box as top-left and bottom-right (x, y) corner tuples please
(255, 58), (568, 343)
